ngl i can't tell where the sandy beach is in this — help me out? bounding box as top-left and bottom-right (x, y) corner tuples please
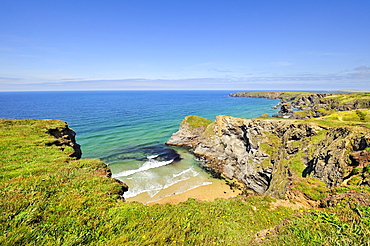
(146, 178), (240, 205)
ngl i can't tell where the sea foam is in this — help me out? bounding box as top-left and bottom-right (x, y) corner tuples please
(122, 167), (200, 199)
(112, 155), (173, 178)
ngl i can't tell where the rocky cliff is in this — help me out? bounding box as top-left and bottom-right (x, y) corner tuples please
(230, 91), (370, 119)
(167, 115), (370, 199)
(46, 123), (82, 159)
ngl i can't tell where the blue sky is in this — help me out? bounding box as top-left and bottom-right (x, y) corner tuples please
(0, 0), (369, 91)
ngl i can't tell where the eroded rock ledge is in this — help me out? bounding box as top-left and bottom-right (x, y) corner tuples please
(46, 123), (82, 159)
(45, 121), (129, 196)
(166, 115), (370, 199)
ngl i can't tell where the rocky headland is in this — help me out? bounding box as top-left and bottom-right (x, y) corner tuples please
(230, 91), (370, 119)
(2, 110), (370, 244)
(167, 93), (370, 207)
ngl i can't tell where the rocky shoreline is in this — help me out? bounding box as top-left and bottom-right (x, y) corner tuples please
(230, 91), (370, 119)
(166, 92), (370, 207)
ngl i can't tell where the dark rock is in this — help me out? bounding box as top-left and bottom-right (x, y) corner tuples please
(278, 103), (293, 115)
(47, 124), (82, 159)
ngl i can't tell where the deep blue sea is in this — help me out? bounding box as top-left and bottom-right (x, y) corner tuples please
(0, 90), (279, 203)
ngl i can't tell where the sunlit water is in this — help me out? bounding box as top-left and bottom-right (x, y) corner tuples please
(0, 90), (279, 203)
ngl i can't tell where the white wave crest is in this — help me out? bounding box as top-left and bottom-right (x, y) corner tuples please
(122, 167), (200, 199)
(172, 167), (198, 178)
(112, 158), (174, 178)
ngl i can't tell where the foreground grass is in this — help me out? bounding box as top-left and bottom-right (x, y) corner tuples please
(0, 119), (293, 245)
(262, 205), (370, 246)
(1, 119), (369, 245)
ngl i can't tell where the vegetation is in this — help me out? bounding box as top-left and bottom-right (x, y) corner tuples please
(258, 113), (269, 118)
(356, 109), (367, 121)
(231, 91), (370, 120)
(309, 109), (370, 128)
(0, 119), (295, 245)
(182, 115), (213, 129)
(293, 178), (328, 201)
(262, 205), (370, 246)
(2, 95), (370, 245)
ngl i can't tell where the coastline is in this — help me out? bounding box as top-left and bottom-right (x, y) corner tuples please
(127, 178), (240, 205)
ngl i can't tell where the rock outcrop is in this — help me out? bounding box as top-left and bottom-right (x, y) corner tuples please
(166, 115), (211, 147)
(167, 115), (370, 199)
(46, 123), (82, 159)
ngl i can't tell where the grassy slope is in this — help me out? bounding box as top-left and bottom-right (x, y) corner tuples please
(0, 119), (294, 245)
(1, 114), (370, 245)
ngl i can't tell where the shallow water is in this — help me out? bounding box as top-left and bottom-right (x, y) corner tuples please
(0, 90), (279, 203)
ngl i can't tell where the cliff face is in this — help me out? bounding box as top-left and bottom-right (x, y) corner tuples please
(167, 115), (370, 198)
(46, 123), (82, 159)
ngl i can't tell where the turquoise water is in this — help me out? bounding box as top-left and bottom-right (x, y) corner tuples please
(0, 90), (279, 203)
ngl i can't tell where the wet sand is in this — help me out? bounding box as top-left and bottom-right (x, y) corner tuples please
(146, 179), (240, 205)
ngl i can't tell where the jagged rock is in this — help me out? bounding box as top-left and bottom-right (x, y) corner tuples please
(47, 124), (82, 159)
(166, 115), (211, 147)
(278, 103), (293, 115)
(167, 115), (370, 198)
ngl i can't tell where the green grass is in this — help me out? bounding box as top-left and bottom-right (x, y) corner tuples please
(306, 109), (370, 129)
(181, 115), (213, 129)
(356, 109), (367, 121)
(293, 178), (328, 201)
(289, 152), (306, 176)
(2, 118), (370, 245)
(0, 119), (296, 245)
(262, 205), (370, 245)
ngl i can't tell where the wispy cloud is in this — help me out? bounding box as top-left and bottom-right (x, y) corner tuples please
(349, 66), (370, 79)
(0, 77), (23, 82)
(1, 65), (369, 91)
(269, 62), (294, 67)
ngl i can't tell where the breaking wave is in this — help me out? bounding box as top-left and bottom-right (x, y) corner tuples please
(112, 155), (174, 178)
(122, 167), (201, 199)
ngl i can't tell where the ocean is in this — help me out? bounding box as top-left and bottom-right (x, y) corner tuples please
(0, 90), (279, 203)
